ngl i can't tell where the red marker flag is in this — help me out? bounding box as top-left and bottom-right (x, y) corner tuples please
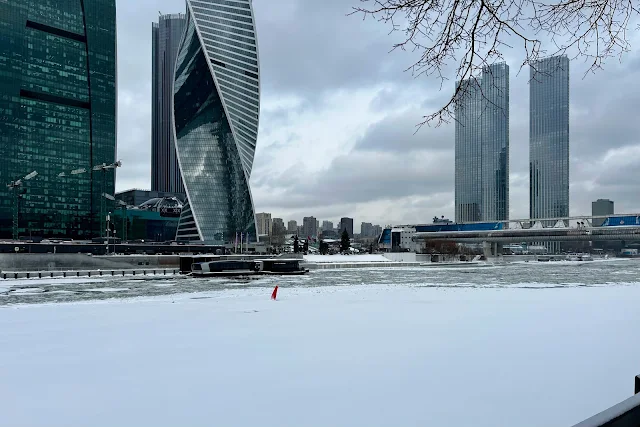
(271, 286), (278, 300)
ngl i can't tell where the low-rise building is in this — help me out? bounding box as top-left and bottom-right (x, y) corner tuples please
(256, 212), (272, 236)
(321, 220), (333, 232)
(116, 189), (186, 207)
(592, 199), (614, 226)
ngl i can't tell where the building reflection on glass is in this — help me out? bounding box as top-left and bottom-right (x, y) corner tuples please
(173, 0), (260, 243)
(455, 63), (509, 223)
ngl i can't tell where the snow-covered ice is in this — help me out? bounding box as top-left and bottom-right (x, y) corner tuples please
(1, 281), (639, 427)
(304, 254), (393, 263)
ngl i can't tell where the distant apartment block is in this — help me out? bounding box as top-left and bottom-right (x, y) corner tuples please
(592, 199), (614, 226)
(255, 213), (272, 236)
(340, 217), (354, 238)
(287, 220), (298, 234)
(360, 223), (383, 237)
(302, 217), (318, 239)
(321, 220), (333, 232)
(272, 218), (285, 234)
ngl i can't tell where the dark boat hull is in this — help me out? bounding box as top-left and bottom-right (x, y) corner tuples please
(260, 270), (309, 276)
(192, 270), (257, 278)
(191, 269), (309, 278)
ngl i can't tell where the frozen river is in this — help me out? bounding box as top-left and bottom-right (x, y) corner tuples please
(1, 259), (639, 426)
(1, 258), (639, 305)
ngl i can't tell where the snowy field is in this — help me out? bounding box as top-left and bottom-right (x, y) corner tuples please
(1, 274), (640, 427)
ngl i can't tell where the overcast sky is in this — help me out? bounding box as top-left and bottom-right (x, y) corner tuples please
(116, 0), (640, 232)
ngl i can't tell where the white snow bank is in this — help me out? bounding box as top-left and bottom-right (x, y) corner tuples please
(304, 254), (393, 263)
(1, 284), (639, 427)
(0, 278), (107, 286)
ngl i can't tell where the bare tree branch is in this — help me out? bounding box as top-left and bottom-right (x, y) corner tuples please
(349, 0), (640, 127)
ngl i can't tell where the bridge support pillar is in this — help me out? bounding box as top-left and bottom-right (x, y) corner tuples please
(482, 242), (503, 259)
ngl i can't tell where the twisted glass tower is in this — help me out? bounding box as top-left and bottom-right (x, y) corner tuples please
(174, 0), (260, 243)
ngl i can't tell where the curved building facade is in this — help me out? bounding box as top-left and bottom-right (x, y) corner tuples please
(173, 0), (260, 243)
(0, 0), (117, 239)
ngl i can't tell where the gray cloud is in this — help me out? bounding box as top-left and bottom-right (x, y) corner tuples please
(254, 0), (413, 95)
(353, 109), (453, 153)
(251, 107), (455, 228)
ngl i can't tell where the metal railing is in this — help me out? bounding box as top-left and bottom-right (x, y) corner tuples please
(571, 375), (640, 427)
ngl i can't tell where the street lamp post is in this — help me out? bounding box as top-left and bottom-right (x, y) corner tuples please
(117, 200), (127, 242)
(106, 211), (111, 255)
(92, 161), (122, 238)
(7, 170), (38, 240)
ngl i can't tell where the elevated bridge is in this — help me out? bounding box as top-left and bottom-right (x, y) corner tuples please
(411, 214), (640, 255)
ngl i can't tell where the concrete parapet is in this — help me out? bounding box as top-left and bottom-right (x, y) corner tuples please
(0, 254), (180, 272)
(1, 268), (181, 280)
(305, 262), (422, 270)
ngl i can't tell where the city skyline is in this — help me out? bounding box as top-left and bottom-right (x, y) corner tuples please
(116, 0), (640, 227)
(248, 211), (385, 235)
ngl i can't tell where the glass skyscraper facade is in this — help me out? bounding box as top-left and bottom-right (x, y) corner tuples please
(454, 78), (483, 222)
(174, 0), (259, 243)
(0, 0), (117, 239)
(481, 63), (510, 221)
(455, 63), (509, 222)
(152, 13), (186, 194)
(529, 55), (569, 221)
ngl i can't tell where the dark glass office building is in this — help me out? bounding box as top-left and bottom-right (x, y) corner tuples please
(0, 0), (117, 239)
(152, 13), (186, 194)
(174, 0), (260, 243)
(454, 63), (509, 222)
(530, 55), (569, 221)
(339, 217), (354, 238)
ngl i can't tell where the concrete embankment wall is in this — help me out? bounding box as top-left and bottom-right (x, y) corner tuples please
(306, 262), (422, 269)
(0, 254), (180, 272)
(382, 253), (436, 263)
(1, 268), (181, 280)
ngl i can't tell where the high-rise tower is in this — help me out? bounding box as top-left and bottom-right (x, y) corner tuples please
(454, 78), (483, 223)
(152, 13), (186, 194)
(481, 63), (510, 221)
(174, 0), (260, 243)
(0, 0), (117, 239)
(530, 55), (570, 221)
(454, 63), (509, 222)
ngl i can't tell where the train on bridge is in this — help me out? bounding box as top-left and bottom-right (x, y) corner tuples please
(378, 215), (640, 249)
